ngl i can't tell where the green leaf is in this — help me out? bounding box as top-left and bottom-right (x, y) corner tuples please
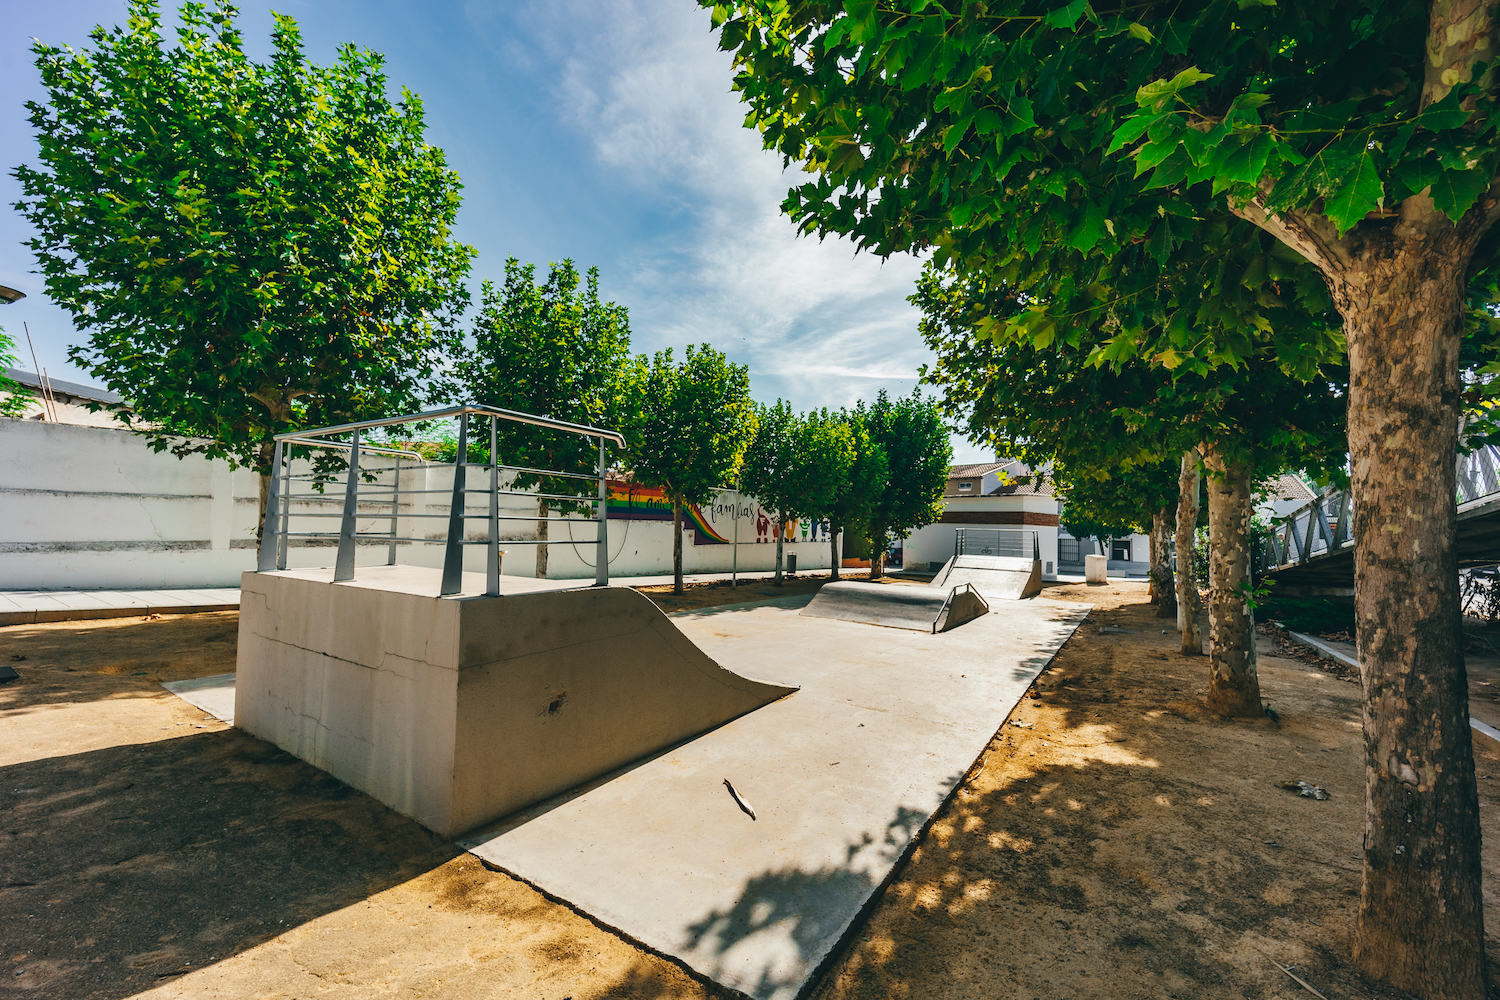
(1135, 67), (1213, 112)
(1107, 112), (1155, 154)
(1043, 0), (1088, 30)
(1127, 22), (1154, 43)
(1322, 153), (1385, 233)
(1429, 167), (1491, 222)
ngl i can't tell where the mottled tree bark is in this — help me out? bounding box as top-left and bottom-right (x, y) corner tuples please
(1203, 448), (1260, 716)
(775, 513), (785, 585)
(1151, 505), (1176, 619)
(869, 526), (887, 581)
(830, 527), (841, 581)
(535, 498), (549, 579)
(672, 497), (684, 595)
(1342, 233), (1483, 995)
(1175, 450), (1202, 654)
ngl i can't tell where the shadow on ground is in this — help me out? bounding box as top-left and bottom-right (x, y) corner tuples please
(2, 728), (458, 997)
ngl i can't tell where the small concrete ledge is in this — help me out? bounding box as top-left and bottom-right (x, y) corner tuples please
(235, 565), (796, 837)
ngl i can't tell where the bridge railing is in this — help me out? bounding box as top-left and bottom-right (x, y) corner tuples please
(1257, 442), (1500, 576)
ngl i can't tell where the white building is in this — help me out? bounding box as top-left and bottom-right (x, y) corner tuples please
(901, 462), (1061, 579)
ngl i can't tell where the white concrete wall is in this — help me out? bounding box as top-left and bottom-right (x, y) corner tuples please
(0, 417), (262, 590)
(0, 418), (838, 590)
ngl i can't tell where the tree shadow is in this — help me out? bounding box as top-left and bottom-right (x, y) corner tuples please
(1, 728), (458, 998)
(681, 804), (937, 999)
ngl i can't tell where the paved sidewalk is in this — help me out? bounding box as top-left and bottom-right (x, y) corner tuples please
(0, 568), (835, 626)
(0, 588), (241, 626)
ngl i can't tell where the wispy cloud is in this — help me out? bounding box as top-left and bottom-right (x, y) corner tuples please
(508, 0), (950, 421)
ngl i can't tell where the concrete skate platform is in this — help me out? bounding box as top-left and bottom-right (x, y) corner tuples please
(236, 566), (795, 837)
(932, 553), (1044, 600)
(464, 592), (1088, 1000)
(799, 579), (989, 632)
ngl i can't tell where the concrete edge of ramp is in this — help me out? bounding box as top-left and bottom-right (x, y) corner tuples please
(933, 583), (989, 632)
(235, 566), (798, 837)
(938, 555), (1044, 600)
(799, 580), (952, 632)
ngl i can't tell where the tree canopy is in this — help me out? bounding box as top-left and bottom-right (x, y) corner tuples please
(621, 345), (758, 592)
(445, 258), (633, 577)
(861, 390), (952, 578)
(14, 0), (474, 515)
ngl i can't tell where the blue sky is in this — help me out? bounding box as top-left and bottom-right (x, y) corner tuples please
(0, 0), (990, 463)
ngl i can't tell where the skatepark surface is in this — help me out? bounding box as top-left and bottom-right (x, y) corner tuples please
(463, 591), (1088, 1000)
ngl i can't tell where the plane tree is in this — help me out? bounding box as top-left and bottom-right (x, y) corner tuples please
(14, 0), (474, 535)
(862, 390), (952, 579)
(741, 400), (798, 583)
(915, 264), (1348, 708)
(619, 345), (757, 594)
(823, 407), (889, 581)
(445, 258), (632, 578)
(705, 4), (1498, 985)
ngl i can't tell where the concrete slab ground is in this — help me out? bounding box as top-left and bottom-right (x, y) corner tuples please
(463, 593), (1088, 1000)
(161, 672), (236, 723)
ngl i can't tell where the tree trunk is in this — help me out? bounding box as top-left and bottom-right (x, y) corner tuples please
(869, 527), (887, 581)
(775, 512), (785, 585)
(1338, 239), (1483, 995)
(1202, 447), (1261, 716)
(1175, 449), (1203, 654)
(255, 438), (276, 547)
(1151, 505), (1176, 619)
(830, 526), (841, 581)
(535, 499), (549, 579)
(672, 497), (684, 595)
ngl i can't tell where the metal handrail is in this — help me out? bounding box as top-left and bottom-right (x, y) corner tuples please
(954, 527), (1041, 561)
(257, 404), (621, 595)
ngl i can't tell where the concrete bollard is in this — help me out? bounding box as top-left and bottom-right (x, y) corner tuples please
(1084, 554), (1108, 584)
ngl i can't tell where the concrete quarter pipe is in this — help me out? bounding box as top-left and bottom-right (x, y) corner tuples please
(235, 566), (796, 838)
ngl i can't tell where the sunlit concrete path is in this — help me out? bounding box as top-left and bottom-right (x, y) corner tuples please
(463, 593), (1088, 1000)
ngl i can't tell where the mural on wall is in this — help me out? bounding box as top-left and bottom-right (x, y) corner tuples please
(606, 481), (826, 546)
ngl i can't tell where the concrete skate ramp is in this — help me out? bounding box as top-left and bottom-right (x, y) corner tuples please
(932, 553), (1044, 600)
(236, 566), (796, 838)
(799, 580), (988, 632)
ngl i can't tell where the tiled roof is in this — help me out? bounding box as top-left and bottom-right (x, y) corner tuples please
(948, 462), (1007, 478)
(1263, 473), (1316, 504)
(989, 477), (1057, 497)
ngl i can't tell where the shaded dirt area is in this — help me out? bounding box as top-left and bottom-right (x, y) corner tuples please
(0, 615), (725, 1000)
(810, 581), (1500, 1000)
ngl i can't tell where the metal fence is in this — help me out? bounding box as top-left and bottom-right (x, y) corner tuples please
(256, 404), (626, 596)
(954, 527), (1040, 561)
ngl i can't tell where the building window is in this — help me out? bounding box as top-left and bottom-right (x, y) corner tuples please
(1059, 538), (1081, 565)
(1111, 539), (1131, 562)
(958, 481), (973, 492)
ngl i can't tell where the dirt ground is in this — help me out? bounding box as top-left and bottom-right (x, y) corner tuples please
(3, 584), (1497, 999)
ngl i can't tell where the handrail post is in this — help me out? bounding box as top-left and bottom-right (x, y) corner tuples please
(387, 457), (401, 565)
(257, 439), (283, 571)
(334, 428), (361, 582)
(441, 412), (469, 596)
(486, 415), (500, 596)
(595, 438), (610, 587)
(276, 447), (291, 570)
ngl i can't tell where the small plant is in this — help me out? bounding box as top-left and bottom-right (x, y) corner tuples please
(1237, 576), (1276, 613)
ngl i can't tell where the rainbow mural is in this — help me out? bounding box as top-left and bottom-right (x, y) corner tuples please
(605, 481), (733, 543)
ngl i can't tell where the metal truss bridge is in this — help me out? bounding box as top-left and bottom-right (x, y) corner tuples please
(1257, 444), (1500, 589)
